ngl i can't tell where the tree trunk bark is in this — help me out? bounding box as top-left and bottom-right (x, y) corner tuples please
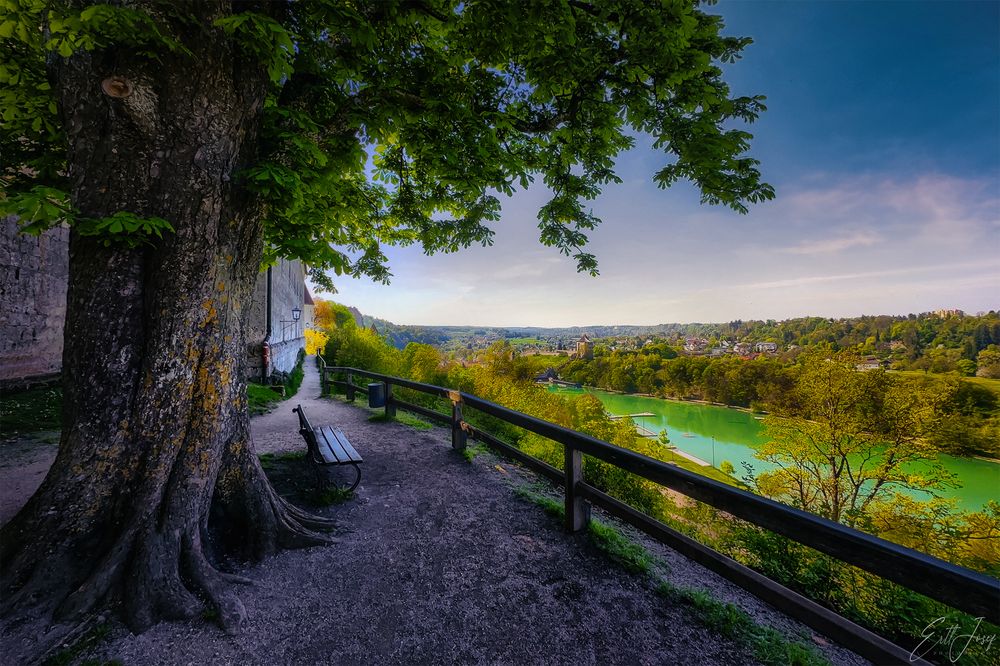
(1, 3), (332, 635)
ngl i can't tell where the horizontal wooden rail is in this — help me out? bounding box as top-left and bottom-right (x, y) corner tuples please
(332, 379), (369, 395)
(578, 483), (925, 665)
(323, 366), (1000, 631)
(389, 397), (451, 425)
(464, 423), (565, 485)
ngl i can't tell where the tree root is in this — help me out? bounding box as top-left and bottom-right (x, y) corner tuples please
(56, 526), (138, 621)
(184, 532), (246, 635)
(4, 431), (343, 639)
(280, 496), (339, 531)
(29, 615), (102, 666)
(212, 448), (340, 559)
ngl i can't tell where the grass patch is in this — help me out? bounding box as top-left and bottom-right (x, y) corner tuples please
(893, 370), (1000, 403)
(256, 450), (354, 507)
(308, 485), (354, 506)
(514, 481), (823, 665)
(0, 385), (62, 436)
(513, 484), (565, 519)
(587, 519), (656, 576)
(247, 353), (306, 415)
(42, 622), (113, 666)
(258, 451), (305, 470)
(461, 443), (488, 462)
(514, 484), (657, 576)
(367, 411), (433, 430)
(963, 375), (1000, 401)
(330, 391), (437, 431)
(247, 383), (285, 415)
(657, 582), (828, 666)
(286, 359), (305, 396)
(658, 448), (744, 487)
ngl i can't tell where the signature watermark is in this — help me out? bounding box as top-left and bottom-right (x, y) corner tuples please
(910, 616), (996, 663)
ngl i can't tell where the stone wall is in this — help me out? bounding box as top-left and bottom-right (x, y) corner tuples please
(245, 258), (306, 381)
(0, 217), (69, 387)
(1, 217), (306, 387)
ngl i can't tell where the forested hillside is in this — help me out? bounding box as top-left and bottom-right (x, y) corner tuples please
(329, 306), (1000, 376)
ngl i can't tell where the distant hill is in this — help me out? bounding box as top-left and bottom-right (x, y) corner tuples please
(343, 307), (1000, 376)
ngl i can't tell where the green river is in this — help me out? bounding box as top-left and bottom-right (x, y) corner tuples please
(550, 386), (999, 512)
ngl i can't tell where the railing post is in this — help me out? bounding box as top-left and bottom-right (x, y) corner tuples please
(384, 381), (395, 418)
(346, 372), (355, 401)
(564, 445), (590, 533)
(449, 391), (467, 451)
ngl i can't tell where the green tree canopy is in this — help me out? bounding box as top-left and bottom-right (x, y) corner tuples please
(754, 352), (956, 526)
(2, 0), (772, 283)
(0, 0), (775, 639)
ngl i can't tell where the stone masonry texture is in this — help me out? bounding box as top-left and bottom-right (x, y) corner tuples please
(0, 216), (68, 386)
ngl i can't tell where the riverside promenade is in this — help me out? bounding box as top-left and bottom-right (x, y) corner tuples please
(2, 360), (868, 665)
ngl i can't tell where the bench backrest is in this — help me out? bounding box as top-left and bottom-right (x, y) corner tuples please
(292, 404), (322, 462)
(293, 403), (313, 432)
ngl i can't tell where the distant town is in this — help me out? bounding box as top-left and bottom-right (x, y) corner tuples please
(351, 307), (999, 378)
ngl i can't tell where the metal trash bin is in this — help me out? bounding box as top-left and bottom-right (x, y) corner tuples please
(368, 382), (385, 408)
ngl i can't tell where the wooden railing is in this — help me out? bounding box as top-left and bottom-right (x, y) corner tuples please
(319, 361), (999, 665)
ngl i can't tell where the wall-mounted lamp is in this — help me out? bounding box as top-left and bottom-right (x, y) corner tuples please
(280, 307), (304, 340)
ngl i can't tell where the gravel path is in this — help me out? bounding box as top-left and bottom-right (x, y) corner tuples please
(2, 360), (870, 665)
(0, 431), (58, 525)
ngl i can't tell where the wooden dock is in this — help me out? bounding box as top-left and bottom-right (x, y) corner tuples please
(609, 412), (659, 438)
(610, 413), (711, 466)
(536, 378), (582, 388)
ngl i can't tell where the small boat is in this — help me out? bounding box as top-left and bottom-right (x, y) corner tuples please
(682, 432), (694, 437)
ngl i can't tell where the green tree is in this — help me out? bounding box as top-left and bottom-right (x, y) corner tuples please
(754, 353), (955, 526)
(0, 0), (771, 633)
(313, 299), (359, 331)
(401, 342), (444, 385)
(956, 358), (976, 377)
(976, 346), (1000, 379)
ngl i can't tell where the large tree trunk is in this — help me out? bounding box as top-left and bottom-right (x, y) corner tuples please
(1, 2), (332, 635)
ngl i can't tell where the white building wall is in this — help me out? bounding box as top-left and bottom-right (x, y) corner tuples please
(245, 259), (306, 381)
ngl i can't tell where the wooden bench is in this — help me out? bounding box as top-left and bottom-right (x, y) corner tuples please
(293, 404), (363, 492)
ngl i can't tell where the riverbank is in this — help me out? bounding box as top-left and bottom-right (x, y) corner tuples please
(570, 384), (767, 415)
(549, 385), (1000, 512)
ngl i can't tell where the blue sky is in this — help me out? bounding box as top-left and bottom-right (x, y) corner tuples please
(323, 0), (1000, 327)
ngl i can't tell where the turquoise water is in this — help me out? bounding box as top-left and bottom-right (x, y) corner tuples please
(550, 386), (1000, 513)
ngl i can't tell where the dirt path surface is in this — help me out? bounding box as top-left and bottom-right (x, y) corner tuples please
(2, 361), (868, 665)
(0, 431), (59, 526)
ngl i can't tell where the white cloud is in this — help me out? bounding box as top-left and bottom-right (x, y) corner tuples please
(320, 170), (1000, 326)
(779, 230), (882, 255)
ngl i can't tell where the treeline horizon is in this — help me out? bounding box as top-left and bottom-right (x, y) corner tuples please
(329, 301), (1000, 378)
(350, 308), (999, 338)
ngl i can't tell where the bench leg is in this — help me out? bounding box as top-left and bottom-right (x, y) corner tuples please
(311, 462), (360, 495)
(313, 463), (327, 493)
(346, 463), (362, 493)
